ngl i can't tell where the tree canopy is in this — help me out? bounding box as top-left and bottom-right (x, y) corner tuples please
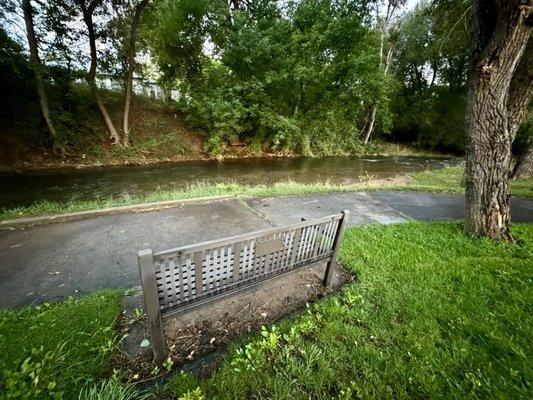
(0, 0), (529, 159)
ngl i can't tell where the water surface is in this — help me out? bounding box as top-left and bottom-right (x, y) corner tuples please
(0, 156), (457, 208)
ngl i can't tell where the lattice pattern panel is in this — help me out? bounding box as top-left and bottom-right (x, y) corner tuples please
(153, 214), (342, 315)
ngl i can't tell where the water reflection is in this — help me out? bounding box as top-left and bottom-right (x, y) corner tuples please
(0, 156), (458, 208)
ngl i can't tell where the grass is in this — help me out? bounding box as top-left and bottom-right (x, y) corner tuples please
(161, 222), (533, 399)
(1, 164), (531, 222)
(0, 181), (351, 221)
(0, 290), (123, 399)
(372, 142), (455, 157)
(1, 223), (531, 398)
(400, 164), (533, 198)
(0, 178), (394, 222)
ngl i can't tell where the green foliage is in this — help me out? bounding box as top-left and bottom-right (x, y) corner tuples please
(0, 291), (123, 400)
(513, 108), (532, 158)
(390, 0), (470, 153)
(150, 0), (391, 155)
(147, 0), (210, 81)
(0, 27), (33, 95)
(78, 378), (144, 400)
(166, 222), (533, 399)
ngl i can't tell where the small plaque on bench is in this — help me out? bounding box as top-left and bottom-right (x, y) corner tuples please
(255, 238), (283, 257)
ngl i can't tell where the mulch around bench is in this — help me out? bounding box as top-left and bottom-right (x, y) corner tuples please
(117, 262), (352, 380)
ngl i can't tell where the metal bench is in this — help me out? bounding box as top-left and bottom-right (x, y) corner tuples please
(138, 210), (349, 362)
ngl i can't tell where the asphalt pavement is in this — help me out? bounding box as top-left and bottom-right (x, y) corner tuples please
(1, 191), (531, 309)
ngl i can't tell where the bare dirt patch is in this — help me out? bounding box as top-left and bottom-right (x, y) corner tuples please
(117, 262), (352, 381)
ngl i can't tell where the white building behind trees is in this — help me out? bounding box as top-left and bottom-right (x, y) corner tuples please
(76, 74), (180, 101)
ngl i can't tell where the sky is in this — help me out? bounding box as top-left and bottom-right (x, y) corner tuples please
(407, 0), (421, 9)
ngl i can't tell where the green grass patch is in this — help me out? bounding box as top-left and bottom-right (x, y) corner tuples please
(405, 164), (466, 193)
(373, 142), (456, 158)
(0, 180), (374, 222)
(1, 223), (531, 398)
(399, 164), (533, 197)
(0, 290), (123, 399)
(1, 165), (531, 222)
(161, 222), (533, 399)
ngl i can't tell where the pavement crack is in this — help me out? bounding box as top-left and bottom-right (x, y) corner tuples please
(366, 192), (413, 221)
(236, 197), (276, 227)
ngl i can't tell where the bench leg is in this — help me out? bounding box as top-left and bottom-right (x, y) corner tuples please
(138, 249), (167, 363)
(323, 210), (349, 287)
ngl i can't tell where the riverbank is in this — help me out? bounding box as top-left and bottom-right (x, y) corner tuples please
(1, 165), (531, 222)
(1, 84), (454, 173)
(2, 74), (465, 175)
(2, 222), (531, 398)
(1, 141), (450, 173)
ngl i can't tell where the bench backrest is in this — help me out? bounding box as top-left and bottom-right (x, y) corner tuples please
(138, 210), (349, 361)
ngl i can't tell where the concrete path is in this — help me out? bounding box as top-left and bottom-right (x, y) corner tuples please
(249, 191), (533, 225)
(1, 191), (531, 309)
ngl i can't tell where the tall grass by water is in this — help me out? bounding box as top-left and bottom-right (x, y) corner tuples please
(1, 165), (531, 221)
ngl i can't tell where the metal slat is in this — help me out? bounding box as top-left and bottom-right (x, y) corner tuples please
(146, 212), (347, 319)
(185, 255), (193, 300)
(153, 213), (343, 259)
(312, 222), (326, 258)
(194, 251), (204, 297)
(177, 254), (184, 302)
(289, 228), (302, 267)
(232, 242), (242, 284)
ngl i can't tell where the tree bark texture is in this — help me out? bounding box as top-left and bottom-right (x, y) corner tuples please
(123, 0), (149, 147)
(464, 0), (532, 240)
(77, 0), (121, 144)
(22, 0), (58, 147)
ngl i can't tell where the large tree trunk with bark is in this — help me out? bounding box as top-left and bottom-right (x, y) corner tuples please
(77, 0), (121, 144)
(22, 0), (59, 148)
(123, 0), (149, 147)
(464, 0), (532, 240)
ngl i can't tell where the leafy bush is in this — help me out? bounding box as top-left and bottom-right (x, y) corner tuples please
(150, 0), (392, 156)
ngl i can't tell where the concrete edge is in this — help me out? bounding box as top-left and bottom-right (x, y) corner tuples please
(0, 195), (236, 228)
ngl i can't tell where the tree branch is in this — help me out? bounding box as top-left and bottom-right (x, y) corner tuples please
(473, 1), (530, 87)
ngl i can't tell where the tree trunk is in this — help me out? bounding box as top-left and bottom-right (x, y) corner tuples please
(22, 0), (59, 148)
(362, 2), (397, 145)
(464, 0), (532, 240)
(363, 106), (377, 145)
(464, 81), (514, 240)
(123, 0), (149, 147)
(512, 143), (533, 179)
(363, 43), (393, 145)
(78, 0), (121, 144)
